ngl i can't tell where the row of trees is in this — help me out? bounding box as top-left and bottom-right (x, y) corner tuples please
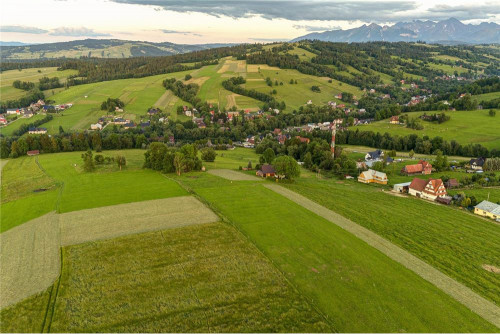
(222, 76), (286, 110)
(163, 78), (202, 109)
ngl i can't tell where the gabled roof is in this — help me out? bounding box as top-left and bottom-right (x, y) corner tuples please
(260, 164), (276, 174)
(409, 178), (428, 192)
(366, 150), (383, 160)
(427, 179), (444, 191)
(475, 200), (500, 213)
(469, 157), (485, 166)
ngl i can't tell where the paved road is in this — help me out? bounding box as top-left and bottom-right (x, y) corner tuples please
(264, 183), (500, 328)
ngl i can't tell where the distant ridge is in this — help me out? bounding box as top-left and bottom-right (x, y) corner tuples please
(291, 18), (500, 44)
(0, 39), (236, 60)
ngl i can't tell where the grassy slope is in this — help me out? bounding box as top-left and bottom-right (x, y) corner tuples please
(0, 67), (78, 101)
(1, 114), (46, 136)
(0, 150), (187, 232)
(176, 173), (496, 332)
(354, 109), (500, 149)
(283, 176), (500, 305)
(1, 222), (331, 332)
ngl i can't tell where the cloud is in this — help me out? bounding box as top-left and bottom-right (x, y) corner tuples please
(424, 4), (500, 21)
(159, 29), (203, 37)
(293, 24), (342, 32)
(1, 25), (48, 34)
(110, 0), (418, 22)
(49, 27), (111, 37)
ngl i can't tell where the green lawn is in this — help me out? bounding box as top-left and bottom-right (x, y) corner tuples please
(174, 172), (497, 332)
(283, 176), (500, 305)
(475, 91), (500, 102)
(354, 109), (500, 149)
(0, 150), (187, 232)
(203, 147), (260, 170)
(0, 114), (46, 136)
(1, 222), (331, 332)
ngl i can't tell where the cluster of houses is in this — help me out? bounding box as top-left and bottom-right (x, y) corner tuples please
(2, 100), (72, 127)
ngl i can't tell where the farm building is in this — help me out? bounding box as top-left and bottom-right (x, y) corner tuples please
(393, 182), (411, 193)
(444, 179), (460, 189)
(474, 201), (500, 222)
(409, 178), (447, 201)
(468, 157), (486, 171)
(27, 150), (40, 156)
(256, 164), (276, 178)
(358, 169), (388, 185)
(401, 160), (432, 175)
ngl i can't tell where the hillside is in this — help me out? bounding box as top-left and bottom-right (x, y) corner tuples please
(292, 18), (500, 44)
(0, 39), (234, 60)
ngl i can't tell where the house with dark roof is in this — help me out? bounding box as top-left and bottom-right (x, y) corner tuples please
(365, 149), (383, 162)
(401, 160), (432, 175)
(28, 127), (47, 134)
(256, 164), (276, 178)
(409, 178), (447, 201)
(468, 157), (486, 171)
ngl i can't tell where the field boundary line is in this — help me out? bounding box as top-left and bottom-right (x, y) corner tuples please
(166, 175), (338, 332)
(44, 248), (64, 333)
(264, 183), (500, 328)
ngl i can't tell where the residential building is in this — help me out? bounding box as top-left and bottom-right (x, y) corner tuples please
(28, 127), (47, 135)
(90, 123), (103, 130)
(409, 178), (447, 201)
(358, 169), (388, 185)
(389, 116), (399, 124)
(401, 160), (432, 175)
(256, 164), (276, 178)
(474, 201), (500, 222)
(468, 157), (486, 171)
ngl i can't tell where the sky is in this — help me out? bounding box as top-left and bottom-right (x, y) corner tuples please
(1, 0), (499, 44)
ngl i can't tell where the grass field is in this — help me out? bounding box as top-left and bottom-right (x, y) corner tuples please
(1, 222), (331, 332)
(203, 147), (260, 170)
(0, 149), (187, 232)
(475, 91), (500, 102)
(283, 176), (500, 305)
(0, 67), (78, 101)
(448, 187), (500, 204)
(354, 109), (500, 149)
(0, 114), (47, 136)
(174, 172), (497, 332)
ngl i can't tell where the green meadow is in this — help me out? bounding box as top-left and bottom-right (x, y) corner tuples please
(1, 222), (331, 332)
(0, 67), (78, 101)
(0, 150), (187, 232)
(174, 172), (496, 332)
(283, 176), (500, 305)
(354, 109), (500, 149)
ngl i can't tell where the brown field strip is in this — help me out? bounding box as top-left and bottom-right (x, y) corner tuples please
(264, 183), (500, 328)
(0, 212), (60, 309)
(208, 169), (262, 181)
(60, 196), (218, 246)
(0, 196), (218, 308)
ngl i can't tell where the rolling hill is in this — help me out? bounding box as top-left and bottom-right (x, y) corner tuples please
(0, 39), (234, 60)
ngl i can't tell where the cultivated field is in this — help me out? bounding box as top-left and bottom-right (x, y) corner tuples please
(1, 223), (331, 332)
(175, 172), (497, 332)
(0, 212), (60, 309)
(354, 109), (500, 149)
(60, 196), (218, 245)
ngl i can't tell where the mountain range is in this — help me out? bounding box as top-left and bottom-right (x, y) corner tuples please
(0, 39), (234, 60)
(291, 18), (500, 44)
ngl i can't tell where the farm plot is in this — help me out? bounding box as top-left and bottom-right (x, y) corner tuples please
(177, 173), (497, 332)
(208, 169), (261, 181)
(1, 222), (331, 333)
(60, 196), (218, 245)
(0, 212), (60, 309)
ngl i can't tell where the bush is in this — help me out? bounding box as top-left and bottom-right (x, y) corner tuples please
(201, 147), (217, 162)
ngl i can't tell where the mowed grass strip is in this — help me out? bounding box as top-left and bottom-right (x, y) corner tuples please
(60, 196), (218, 245)
(0, 212), (60, 309)
(177, 173), (497, 332)
(208, 169), (261, 181)
(283, 177), (500, 305)
(1, 223), (332, 332)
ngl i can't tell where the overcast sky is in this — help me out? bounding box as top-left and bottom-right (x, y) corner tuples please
(1, 0), (499, 44)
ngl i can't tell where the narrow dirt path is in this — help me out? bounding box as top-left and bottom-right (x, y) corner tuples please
(264, 183), (500, 328)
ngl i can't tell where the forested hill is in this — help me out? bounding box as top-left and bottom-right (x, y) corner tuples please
(0, 38), (235, 60)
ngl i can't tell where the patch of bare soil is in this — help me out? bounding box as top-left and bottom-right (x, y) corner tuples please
(482, 264), (500, 274)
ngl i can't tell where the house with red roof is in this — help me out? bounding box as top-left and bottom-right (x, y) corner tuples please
(401, 160), (432, 175)
(409, 178), (447, 201)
